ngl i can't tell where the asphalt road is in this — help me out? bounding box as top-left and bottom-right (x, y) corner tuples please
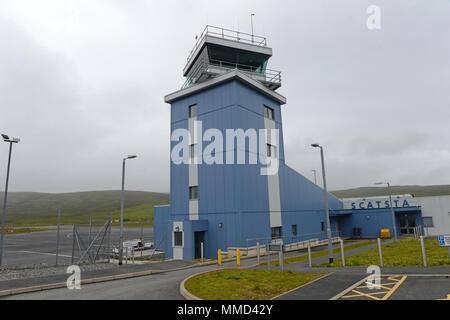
(390, 275), (450, 300)
(2, 239), (449, 300)
(1, 227), (153, 266)
(3, 263), (226, 300)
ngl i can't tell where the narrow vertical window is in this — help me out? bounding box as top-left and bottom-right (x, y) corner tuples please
(190, 144), (195, 160)
(264, 105), (274, 120)
(292, 224), (297, 236)
(189, 186), (198, 200)
(267, 144), (276, 157)
(189, 104), (197, 118)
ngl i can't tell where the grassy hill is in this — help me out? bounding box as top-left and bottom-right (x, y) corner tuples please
(0, 190), (169, 227)
(330, 185), (450, 199)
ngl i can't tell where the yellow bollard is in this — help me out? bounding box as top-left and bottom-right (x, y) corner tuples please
(236, 249), (240, 266)
(218, 249), (222, 266)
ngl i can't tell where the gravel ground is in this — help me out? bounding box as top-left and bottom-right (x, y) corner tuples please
(0, 262), (119, 282)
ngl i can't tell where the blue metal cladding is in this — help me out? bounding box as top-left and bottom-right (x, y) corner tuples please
(156, 78), (355, 259)
(333, 208), (422, 238)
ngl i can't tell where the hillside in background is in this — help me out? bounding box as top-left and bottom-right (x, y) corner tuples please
(330, 185), (450, 199)
(0, 190), (169, 227)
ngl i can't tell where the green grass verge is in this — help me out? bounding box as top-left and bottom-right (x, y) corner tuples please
(319, 238), (450, 267)
(259, 240), (377, 267)
(184, 269), (326, 300)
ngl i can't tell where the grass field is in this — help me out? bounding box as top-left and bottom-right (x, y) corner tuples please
(259, 240), (377, 267)
(319, 238), (450, 267)
(184, 269), (326, 300)
(0, 190), (169, 228)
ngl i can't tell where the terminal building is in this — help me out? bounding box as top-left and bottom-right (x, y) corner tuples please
(153, 26), (436, 260)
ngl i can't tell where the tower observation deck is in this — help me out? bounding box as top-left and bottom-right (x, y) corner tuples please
(182, 25), (281, 91)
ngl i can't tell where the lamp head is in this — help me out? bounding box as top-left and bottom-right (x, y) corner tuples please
(2, 134), (20, 143)
(311, 143), (320, 148)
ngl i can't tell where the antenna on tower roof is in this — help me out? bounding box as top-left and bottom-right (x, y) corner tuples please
(251, 13), (255, 44)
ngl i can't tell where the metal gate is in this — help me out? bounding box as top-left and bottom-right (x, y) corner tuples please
(71, 219), (112, 264)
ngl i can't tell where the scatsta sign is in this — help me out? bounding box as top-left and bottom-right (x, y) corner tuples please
(342, 195), (417, 210)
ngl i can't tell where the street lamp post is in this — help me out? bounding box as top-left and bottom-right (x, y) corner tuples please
(0, 134), (20, 266)
(119, 155), (137, 266)
(311, 143), (333, 264)
(375, 181), (398, 241)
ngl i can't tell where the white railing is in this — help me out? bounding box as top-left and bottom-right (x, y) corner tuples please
(186, 25), (268, 64)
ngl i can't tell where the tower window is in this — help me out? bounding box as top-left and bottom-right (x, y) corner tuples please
(264, 105), (274, 120)
(174, 231), (183, 246)
(321, 222), (325, 232)
(189, 186), (198, 200)
(271, 226), (282, 239)
(190, 144), (195, 160)
(292, 224), (297, 236)
(267, 144), (276, 157)
(189, 104), (197, 118)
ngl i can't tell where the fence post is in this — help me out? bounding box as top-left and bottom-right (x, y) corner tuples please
(140, 223), (144, 258)
(279, 250), (284, 272)
(218, 249), (222, 266)
(88, 215), (92, 242)
(420, 236), (427, 267)
(268, 246), (271, 270)
(56, 209), (61, 266)
(377, 238), (383, 267)
(132, 248), (135, 264)
(108, 212), (112, 263)
(256, 242), (260, 265)
(340, 239), (345, 267)
(71, 224), (76, 264)
(307, 240), (312, 268)
(236, 249), (240, 266)
(201, 242), (204, 263)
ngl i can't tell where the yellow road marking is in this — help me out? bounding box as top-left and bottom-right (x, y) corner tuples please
(340, 275), (407, 300)
(381, 275), (407, 300)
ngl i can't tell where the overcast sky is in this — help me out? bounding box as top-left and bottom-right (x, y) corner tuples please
(0, 0), (449, 194)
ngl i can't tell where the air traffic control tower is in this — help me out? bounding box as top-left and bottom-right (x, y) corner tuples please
(154, 26), (343, 260)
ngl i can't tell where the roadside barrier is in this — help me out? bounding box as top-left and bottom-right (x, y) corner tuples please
(307, 240), (312, 268)
(377, 238), (383, 267)
(420, 236), (427, 267)
(340, 239), (345, 267)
